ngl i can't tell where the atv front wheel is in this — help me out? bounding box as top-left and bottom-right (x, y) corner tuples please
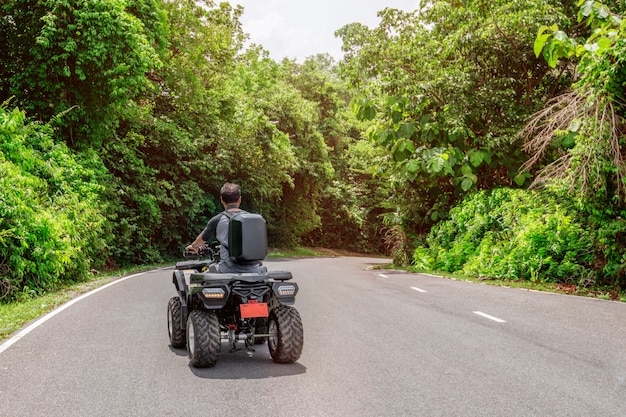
(268, 306), (303, 363)
(167, 297), (185, 348)
(187, 310), (221, 368)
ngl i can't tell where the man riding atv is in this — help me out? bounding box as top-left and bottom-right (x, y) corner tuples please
(186, 182), (264, 274)
(171, 182), (303, 367)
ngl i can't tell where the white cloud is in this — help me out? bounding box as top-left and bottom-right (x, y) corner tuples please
(232, 0), (419, 62)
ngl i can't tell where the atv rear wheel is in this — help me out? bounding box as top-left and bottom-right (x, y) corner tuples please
(167, 297), (185, 348)
(186, 310), (221, 368)
(268, 306), (303, 363)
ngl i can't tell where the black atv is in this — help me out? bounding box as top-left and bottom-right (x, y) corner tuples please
(167, 243), (304, 368)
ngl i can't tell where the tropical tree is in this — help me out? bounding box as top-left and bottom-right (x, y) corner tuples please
(285, 55), (391, 251)
(0, 0), (166, 148)
(523, 0), (626, 286)
(103, 0), (248, 263)
(336, 0), (576, 261)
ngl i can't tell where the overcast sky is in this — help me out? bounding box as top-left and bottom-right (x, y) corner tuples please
(231, 0), (420, 62)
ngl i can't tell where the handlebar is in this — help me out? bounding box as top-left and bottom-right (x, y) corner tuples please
(184, 242), (219, 260)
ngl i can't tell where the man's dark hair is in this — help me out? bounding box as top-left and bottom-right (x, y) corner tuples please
(220, 182), (241, 204)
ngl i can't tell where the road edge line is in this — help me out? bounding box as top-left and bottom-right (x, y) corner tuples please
(0, 271), (147, 355)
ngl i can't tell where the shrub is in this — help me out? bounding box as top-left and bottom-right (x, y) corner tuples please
(0, 106), (107, 301)
(412, 188), (595, 282)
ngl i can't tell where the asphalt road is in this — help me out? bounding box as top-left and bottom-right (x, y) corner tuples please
(1, 256), (625, 417)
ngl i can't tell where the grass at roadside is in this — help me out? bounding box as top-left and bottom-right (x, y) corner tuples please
(268, 247), (321, 258)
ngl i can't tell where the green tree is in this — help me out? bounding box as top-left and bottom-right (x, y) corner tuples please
(337, 0), (576, 259)
(100, 0), (248, 263)
(223, 52), (334, 246)
(285, 55), (391, 251)
(523, 0), (626, 287)
(1, 0), (166, 148)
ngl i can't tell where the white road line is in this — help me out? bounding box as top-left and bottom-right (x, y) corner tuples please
(378, 274), (389, 278)
(410, 286), (427, 293)
(473, 311), (506, 323)
(0, 271), (147, 355)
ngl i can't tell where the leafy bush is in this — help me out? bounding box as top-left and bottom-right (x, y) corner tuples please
(412, 188), (595, 283)
(0, 106), (107, 301)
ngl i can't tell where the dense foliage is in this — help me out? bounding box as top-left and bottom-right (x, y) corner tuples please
(401, 1), (624, 292)
(413, 188), (596, 283)
(336, 0), (577, 264)
(0, 104), (107, 299)
(1, 0), (625, 300)
(0, 0), (382, 300)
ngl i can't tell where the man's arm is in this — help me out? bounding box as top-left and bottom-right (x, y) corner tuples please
(185, 234), (206, 254)
(185, 213), (222, 253)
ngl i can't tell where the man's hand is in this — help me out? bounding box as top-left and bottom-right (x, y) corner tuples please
(185, 244), (198, 254)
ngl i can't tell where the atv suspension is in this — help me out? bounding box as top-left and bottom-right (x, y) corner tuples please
(224, 322), (275, 354)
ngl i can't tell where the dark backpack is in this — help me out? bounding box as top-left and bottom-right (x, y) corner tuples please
(221, 211), (268, 263)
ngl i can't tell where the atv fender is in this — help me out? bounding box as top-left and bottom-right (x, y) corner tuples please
(172, 270), (189, 329)
(172, 270), (188, 295)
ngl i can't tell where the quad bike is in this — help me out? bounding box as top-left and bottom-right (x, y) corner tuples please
(167, 243), (304, 368)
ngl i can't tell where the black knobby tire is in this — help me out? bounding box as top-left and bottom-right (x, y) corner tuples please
(268, 305), (304, 363)
(167, 297), (185, 348)
(186, 310), (221, 368)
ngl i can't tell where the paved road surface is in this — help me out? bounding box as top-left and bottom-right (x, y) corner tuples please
(1, 257), (625, 416)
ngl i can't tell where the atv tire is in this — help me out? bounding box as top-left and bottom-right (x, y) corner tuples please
(187, 310), (221, 368)
(268, 305), (303, 363)
(167, 297), (185, 348)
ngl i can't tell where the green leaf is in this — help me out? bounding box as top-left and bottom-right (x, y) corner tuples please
(461, 177), (473, 191)
(562, 133), (576, 148)
(546, 42), (560, 68)
(596, 6), (609, 20)
(534, 33), (551, 58)
(569, 119), (581, 133)
(461, 164), (473, 176)
(596, 37), (612, 53)
(469, 150), (484, 167)
(375, 129), (388, 144)
(513, 173), (527, 186)
(554, 30), (569, 43)
(580, 1), (594, 18)
(398, 122), (416, 139)
(429, 157), (445, 173)
(362, 105), (377, 121)
(406, 159), (418, 173)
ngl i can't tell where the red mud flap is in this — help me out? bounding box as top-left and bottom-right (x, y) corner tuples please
(240, 300), (269, 318)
